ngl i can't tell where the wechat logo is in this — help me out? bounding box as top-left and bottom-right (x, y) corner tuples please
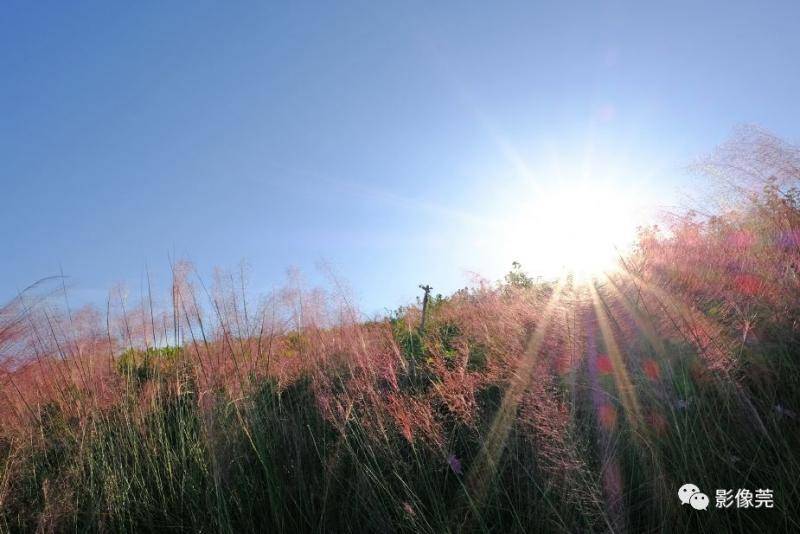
(679, 483), (709, 510)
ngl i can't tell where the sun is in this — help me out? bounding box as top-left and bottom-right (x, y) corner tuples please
(497, 181), (645, 281)
(467, 140), (659, 283)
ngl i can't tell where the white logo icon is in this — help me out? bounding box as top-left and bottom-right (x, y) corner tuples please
(678, 483), (700, 505)
(679, 483), (709, 510)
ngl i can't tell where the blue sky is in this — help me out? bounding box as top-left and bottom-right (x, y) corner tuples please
(3, 1), (800, 315)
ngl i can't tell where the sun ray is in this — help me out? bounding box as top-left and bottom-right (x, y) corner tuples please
(615, 268), (733, 369)
(588, 282), (643, 431)
(582, 303), (627, 532)
(596, 272), (678, 516)
(465, 278), (566, 506)
(616, 268), (770, 436)
(602, 272), (667, 359)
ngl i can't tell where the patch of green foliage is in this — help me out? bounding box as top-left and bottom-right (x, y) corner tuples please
(117, 345), (181, 384)
(505, 261), (536, 289)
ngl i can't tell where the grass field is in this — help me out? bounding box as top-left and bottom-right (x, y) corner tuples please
(2, 129), (800, 532)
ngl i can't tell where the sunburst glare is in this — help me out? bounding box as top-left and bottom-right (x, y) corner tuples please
(491, 173), (651, 281)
